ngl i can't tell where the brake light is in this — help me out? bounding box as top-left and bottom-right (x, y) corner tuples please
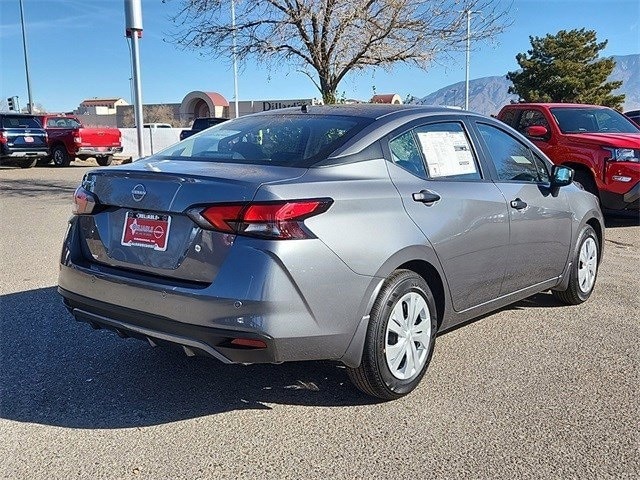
(194, 199), (332, 239)
(0, 131), (7, 143)
(72, 186), (97, 215)
(73, 133), (82, 144)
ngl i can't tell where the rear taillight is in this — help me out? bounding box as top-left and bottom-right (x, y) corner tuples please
(73, 186), (97, 215)
(73, 134), (82, 144)
(192, 199), (332, 240)
(0, 131), (7, 143)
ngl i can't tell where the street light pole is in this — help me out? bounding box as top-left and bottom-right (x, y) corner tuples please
(125, 0), (144, 159)
(464, 9), (471, 111)
(19, 0), (34, 113)
(231, 0), (239, 118)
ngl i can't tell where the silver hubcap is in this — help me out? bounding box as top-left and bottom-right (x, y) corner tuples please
(578, 237), (597, 293)
(54, 150), (63, 163)
(385, 292), (431, 380)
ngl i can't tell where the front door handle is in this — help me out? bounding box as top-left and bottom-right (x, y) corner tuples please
(412, 190), (441, 204)
(510, 198), (528, 210)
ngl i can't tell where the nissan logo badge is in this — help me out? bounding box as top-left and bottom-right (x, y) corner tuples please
(131, 184), (146, 202)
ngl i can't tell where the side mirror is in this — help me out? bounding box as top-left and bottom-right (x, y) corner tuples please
(550, 165), (574, 188)
(526, 125), (549, 138)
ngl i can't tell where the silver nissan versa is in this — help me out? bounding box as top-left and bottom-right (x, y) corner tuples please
(59, 105), (604, 399)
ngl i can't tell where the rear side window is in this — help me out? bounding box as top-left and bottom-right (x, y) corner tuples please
(2, 116), (42, 129)
(477, 123), (549, 183)
(158, 114), (372, 167)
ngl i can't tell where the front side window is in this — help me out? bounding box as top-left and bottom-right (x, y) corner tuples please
(477, 123), (548, 183)
(157, 114), (371, 167)
(414, 122), (481, 180)
(517, 110), (551, 138)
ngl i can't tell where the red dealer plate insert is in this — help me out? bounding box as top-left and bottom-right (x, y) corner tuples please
(121, 212), (171, 251)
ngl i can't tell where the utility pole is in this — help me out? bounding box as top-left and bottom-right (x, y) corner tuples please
(125, 0), (144, 158)
(19, 0), (34, 113)
(231, 0), (239, 118)
(464, 9), (471, 111)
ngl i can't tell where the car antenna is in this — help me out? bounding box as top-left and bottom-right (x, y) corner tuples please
(301, 104), (308, 113)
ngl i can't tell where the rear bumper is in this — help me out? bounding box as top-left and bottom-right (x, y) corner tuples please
(0, 149), (48, 159)
(77, 146), (123, 156)
(60, 287), (278, 364)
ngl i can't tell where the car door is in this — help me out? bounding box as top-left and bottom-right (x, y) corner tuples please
(384, 118), (510, 312)
(472, 121), (573, 295)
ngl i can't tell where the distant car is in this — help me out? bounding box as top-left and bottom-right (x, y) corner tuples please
(143, 123), (173, 129)
(0, 113), (48, 168)
(497, 103), (639, 212)
(60, 105), (603, 400)
(37, 115), (122, 167)
(179, 117), (228, 141)
(624, 110), (640, 127)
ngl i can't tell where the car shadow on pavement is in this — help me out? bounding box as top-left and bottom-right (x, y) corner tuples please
(0, 178), (76, 199)
(0, 287), (378, 430)
(604, 213), (639, 228)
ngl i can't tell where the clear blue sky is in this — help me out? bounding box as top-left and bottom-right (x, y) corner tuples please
(1, 0), (638, 112)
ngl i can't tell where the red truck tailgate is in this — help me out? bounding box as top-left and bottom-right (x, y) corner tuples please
(78, 127), (121, 147)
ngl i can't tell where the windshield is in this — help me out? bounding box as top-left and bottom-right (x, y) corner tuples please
(551, 107), (640, 134)
(2, 116), (42, 129)
(156, 114), (372, 167)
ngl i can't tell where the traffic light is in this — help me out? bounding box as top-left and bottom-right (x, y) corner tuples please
(7, 97), (15, 111)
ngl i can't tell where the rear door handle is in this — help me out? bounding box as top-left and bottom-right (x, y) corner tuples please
(510, 198), (527, 210)
(412, 190), (441, 204)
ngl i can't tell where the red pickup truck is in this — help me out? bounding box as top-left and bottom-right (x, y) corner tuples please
(497, 103), (640, 212)
(37, 115), (122, 167)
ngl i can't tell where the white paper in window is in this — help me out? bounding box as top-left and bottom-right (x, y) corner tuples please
(416, 131), (477, 177)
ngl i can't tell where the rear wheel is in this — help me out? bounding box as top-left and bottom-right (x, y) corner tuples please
(347, 269), (438, 400)
(52, 145), (71, 167)
(96, 155), (113, 166)
(552, 225), (599, 305)
(18, 158), (38, 169)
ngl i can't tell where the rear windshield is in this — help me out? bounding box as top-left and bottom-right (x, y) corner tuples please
(157, 114), (372, 167)
(2, 116), (42, 129)
(551, 107), (640, 134)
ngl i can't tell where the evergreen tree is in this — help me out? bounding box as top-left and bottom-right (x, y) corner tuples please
(507, 28), (625, 109)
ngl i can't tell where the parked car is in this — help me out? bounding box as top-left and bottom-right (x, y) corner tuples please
(179, 117), (228, 141)
(59, 105), (603, 400)
(497, 103), (639, 212)
(624, 110), (640, 127)
(37, 115), (123, 167)
(0, 113), (48, 168)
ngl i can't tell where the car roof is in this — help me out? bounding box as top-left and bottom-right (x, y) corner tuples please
(252, 104), (463, 120)
(506, 103), (612, 109)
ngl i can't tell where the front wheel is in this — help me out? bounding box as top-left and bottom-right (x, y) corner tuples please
(96, 155), (113, 167)
(552, 225), (599, 305)
(347, 269), (438, 400)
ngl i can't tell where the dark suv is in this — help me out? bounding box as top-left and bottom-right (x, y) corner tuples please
(0, 114), (49, 168)
(179, 117), (228, 141)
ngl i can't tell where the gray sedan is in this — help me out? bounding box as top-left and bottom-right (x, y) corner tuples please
(58, 105), (603, 399)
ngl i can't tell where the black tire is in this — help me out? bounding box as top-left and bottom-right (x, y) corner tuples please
(574, 169), (599, 199)
(552, 225), (599, 305)
(37, 156), (52, 166)
(18, 158), (37, 169)
(96, 155), (113, 167)
(347, 269), (438, 400)
(52, 145), (71, 167)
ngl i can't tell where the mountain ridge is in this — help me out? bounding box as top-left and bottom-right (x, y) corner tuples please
(412, 54), (639, 115)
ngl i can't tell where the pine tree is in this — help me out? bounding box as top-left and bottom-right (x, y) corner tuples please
(507, 29), (625, 109)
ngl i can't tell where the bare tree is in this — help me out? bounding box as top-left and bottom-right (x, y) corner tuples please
(168, 0), (510, 103)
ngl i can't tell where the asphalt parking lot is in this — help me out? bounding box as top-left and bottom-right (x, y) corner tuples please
(1, 161), (638, 479)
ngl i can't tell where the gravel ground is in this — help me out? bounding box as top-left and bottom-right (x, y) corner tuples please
(1, 162), (638, 479)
